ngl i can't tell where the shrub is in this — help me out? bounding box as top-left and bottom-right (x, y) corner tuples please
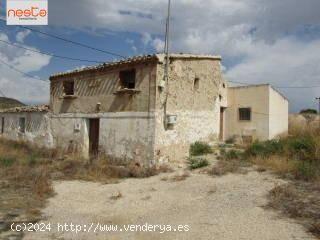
(287, 136), (316, 161)
(187, 157), (209, 170)
(0, 156), (16, 167)
(189, 142), (212, 156)
(209, 159), (247, 176)
(295, 161), (319, 181)
(222, 149), (243, 160)
(245, 139), (284, 158)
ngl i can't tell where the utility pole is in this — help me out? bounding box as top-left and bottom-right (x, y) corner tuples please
(164, 0), (171, 81)
(316, 97), (320, 128)
(163, 0), (171, 128)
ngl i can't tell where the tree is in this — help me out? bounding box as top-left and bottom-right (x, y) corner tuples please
(300, 109), (318, 114)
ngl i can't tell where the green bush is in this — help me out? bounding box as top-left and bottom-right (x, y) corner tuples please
(0, 156), (16, 167)
(189, 142), (212, 156)
(295, 161), (319, 181)
(287, 136), (316, 161)
(187, 157), (209, 170)
(222, 149), (243, 160)
(245, 139), (284, 158)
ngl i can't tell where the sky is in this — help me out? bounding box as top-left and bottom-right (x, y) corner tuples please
(0, 0), (320, 112)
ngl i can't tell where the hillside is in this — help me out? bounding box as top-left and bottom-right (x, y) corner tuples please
(0, 97), (25, 109)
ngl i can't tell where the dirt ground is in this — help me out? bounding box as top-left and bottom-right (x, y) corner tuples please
(24, 169), (316, 240)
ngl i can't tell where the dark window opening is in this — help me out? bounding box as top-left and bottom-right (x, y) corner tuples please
(119, 69), (136, 89)
(222, 83), (226, 88)
(19, 117), (26, 133)
(1, 117), (4, 134)
(194, 77), (200, 90)
(219, 95), (222, 101)
(63, 81), (75, 96)
(239, 108), (251, 121)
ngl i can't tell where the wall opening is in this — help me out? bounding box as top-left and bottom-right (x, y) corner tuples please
(120, 69), (136, 89)
(194, 77), (200, 91)
(63, 80), (75, 96)
(19, 117), (26, 133)
(239, 108), (251, 121)
(220, 107), (226, 140)
(1, 117), (4, 134)
(89, 118), (100, 158)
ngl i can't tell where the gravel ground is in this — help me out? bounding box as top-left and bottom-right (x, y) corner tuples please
(24, 170), (316, 240)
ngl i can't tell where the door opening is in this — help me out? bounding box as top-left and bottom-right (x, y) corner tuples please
(89, 118), (100, 158)
(219, 107), (226, 141)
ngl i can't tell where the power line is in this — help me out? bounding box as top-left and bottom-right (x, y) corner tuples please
(0, 89), (6, 98)
(228, 80), (320, 89)
(0, 39), (106, 64)
(18, 25), (126, 59)
(0, 59), (49, 83)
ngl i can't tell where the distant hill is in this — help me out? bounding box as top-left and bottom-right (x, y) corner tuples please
(0, 97), (25, 109)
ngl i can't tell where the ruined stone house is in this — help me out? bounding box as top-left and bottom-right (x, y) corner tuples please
(0, 54), (289, 164)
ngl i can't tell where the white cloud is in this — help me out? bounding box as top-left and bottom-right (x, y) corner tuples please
(0, 33), (51, 104)
(16, 30), (31, 43)
(152, 38), (165, 52)
(45, 0), (320, 111)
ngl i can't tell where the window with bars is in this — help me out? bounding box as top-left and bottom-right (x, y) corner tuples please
(239, 108), (251, 121)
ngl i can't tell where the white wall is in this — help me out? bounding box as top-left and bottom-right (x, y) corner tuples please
(268, 87), (289, 139)
(50, 112), (155, 164)
(225, 85), (270, 141)
(0, 112), (54, 148)
(225, 84), (289, 142)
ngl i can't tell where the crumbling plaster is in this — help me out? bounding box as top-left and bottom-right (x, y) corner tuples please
(154, 58), (226, 162)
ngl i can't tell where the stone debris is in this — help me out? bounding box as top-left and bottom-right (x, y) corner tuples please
(0, 105), (49, 113)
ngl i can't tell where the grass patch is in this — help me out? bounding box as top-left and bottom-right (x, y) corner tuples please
(245, 133), (320, 181)
(187, 157), (209, 170)
(0, 138), (171, 238)
(189, 141), (212, 156)
(267, 182), (320, 238)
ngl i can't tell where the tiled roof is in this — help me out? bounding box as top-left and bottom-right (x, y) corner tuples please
(0, 104), (50, 113)
(50, 53), (221, 79)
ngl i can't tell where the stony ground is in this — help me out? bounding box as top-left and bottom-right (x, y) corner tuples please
(23, 169), (316, 240)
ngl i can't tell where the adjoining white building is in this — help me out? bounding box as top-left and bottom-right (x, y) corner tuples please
(0, 54), (289, 164)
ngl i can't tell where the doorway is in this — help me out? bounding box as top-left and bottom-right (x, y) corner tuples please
(89, 119), (100, 157)
(219, 107), (226, 141)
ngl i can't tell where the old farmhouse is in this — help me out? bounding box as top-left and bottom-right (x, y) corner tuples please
(0, 54), (289, 164)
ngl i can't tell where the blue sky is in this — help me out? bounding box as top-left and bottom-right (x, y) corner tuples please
(0, 0), (320, 112)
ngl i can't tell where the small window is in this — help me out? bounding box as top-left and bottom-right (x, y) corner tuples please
(219, 95), (222, 101)
(1, 117), (4, 134)
(119, 69), (136, 89)
(19, 117), (26, 133)
(239, 108), (251, 121)
(194, 77), (200, 91)
(222, 83), (226, 88)
(63, 81), (75, 96)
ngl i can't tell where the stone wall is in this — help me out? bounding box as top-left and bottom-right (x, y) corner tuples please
(0, 112), (53, 148)
(154, 57), (226, 163)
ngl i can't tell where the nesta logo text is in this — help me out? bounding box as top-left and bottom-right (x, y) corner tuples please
(8, 7), (47, 18)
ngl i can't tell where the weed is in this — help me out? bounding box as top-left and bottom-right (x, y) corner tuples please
(0, 156), (16, 167)
(110, 192), (123, 200)
(189, 141), (212, 156)
(187, 157), (209, 170)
